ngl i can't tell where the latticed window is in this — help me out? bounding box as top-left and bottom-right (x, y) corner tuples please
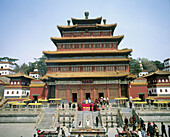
(71, 67), (80, 72)
(73, 44), (81, 49)
(94, 66), (104, 71)
(61, 67), (69, 72)
(106, 66), (115, 71)
(93, 32), (100, 36)
(94, 44), (102, 48)
(103, 32), (110, 36)
(58, 45), (62, 49)
(83, 66), (92, 72)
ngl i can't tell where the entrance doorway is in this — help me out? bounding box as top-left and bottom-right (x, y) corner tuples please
(99, 93), (104, 98)
(139, 94), (145, 101)
(121, 84), (128, 98)
(72, 93), (77, 102)
(86, 93), (90, 100)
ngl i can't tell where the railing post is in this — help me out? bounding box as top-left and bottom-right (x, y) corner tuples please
(63, 113), (65, 126)
(111, 112), (113, 127)
(69, 113), (71, 128)
(106, 113), (108, 127)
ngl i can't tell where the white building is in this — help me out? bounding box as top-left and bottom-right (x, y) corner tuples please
(144, 70), (170, 97)
(163, 58), (170, 72)
(29, 64), (41, 79)
(0, 62), (15, 75)
(139, 70), (148, 77)
(4, 72), (34, 98)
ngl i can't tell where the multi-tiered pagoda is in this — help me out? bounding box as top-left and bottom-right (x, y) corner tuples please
(42, 12), (135, 102)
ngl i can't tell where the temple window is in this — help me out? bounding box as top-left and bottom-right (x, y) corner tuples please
(14, 82), (16, 85)
(7, 91), (9, 94)
(83, 44), (91, 48)
(106, 66), (115, 71)
(158, 79), (161, 82)
(16, 91), (19, 94)
(58, 45), (62, 49)
(93, 32), (101, 36)
(162, 79), (164, 82)
(17, 82), (20, 85)
(83, 66), (92, 72)
(166, 79), (168, 82)
(83, 32), (91, 36)
(160, 89), (162, 92)
(73, 33), (81, 37)
(94, 66), (104, 71)
(103, 32), (110, 36)
(71, 67), (80, 72)
(165, 89), (168, 92)
(61, 67), (69, 72)
(94, 44), (101, 48)
(12, 91), (14, 94)
(11, 82), (13, 85)
(104, 44), (112, 48)
(73, 44), (81, 49)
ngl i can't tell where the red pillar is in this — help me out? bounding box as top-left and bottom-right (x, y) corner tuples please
(118, 84), (121, 97)
(67, 85), (70, 102)
(55, 85), (57, 98)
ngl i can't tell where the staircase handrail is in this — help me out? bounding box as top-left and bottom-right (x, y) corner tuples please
(35, 108), (44, 128)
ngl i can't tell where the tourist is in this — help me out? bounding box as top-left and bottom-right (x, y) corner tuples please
(78, 121), (82, 127)
(62, 128), (65, 137)
(126, 128), (131, 137)
(96, 116), (99, 127)
(56, 122), (60, 133)
(132, 115), (136, 125)
(69, 101), (72, 109)
(72, 119), (75, 128)
(138, 129), (142, 137)
(129, 101), (132, 109)
(140, 118), (144, 128)
(147, 122), (154, 137)
(155, 125), (159, 137)
(161, 122), (167, 137)
(106, 96), (109, 107)
(141, 127), (146, 137)
(86, 118), (90, 128)
(129, 117), (133, 127)
(90, 103), (92, 111)
(125, 117), (128, 126)
(62, 102), (64, 109)
(153, 122), (157, 135)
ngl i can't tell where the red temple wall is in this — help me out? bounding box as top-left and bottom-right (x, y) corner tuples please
(129, 85), (148, 99)
(30, 87), (47, 100)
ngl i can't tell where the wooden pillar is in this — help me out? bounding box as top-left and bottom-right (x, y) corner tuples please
(55, 85), (58, 98)
(118, 84), (121, 97)
(80, 87), (83, 103)
(106, 84), (109, 98)
(93, 85), (96, 102)
(67, 85), (70, 102)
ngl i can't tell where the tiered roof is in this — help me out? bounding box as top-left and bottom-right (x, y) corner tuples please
(6, 72), (35, 80)
(43, 49), (132, 56)
(51, 35), (124, 45)
(45, 58), (130, 64)
(143, 70), (170, 78)
(40, 71), (136, 80)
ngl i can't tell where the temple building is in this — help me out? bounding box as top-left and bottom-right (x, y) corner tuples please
(163, 58), (170, 72)
(0, 61), (15, 76)
(29, 64), (41, 79)
(41, 12), (136, 102)
(4, 72), (34, 98)
(143, 70), (170, 100)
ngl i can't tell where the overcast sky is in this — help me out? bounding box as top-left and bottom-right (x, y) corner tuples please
(0, 0), (170, 65)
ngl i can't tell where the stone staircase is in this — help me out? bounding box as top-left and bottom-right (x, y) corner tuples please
(120, 108), (132, 122)
(76, 111), (101, 128)
(36, 108), (56, 129)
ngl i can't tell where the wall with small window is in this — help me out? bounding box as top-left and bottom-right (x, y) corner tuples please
(157, 87), (170, 95)
(4, 89), (30, 97)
